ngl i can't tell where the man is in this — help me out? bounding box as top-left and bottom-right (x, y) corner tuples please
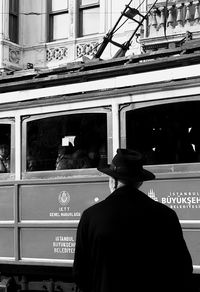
(73, 149), (193, 292)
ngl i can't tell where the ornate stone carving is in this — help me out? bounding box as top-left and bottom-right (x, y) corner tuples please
(46, 47), (68, 62)
(9, 48), (20, 64)
(76, 42), (99, 58)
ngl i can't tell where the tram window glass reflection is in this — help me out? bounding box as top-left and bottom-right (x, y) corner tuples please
(0, 124), (11, 173)
(26, 113), (107, 171)
(126, 101), (200, 165)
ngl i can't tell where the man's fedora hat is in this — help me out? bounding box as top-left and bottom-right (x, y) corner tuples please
(98, 149), (155, 181)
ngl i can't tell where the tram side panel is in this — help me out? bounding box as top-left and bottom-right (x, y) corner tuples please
(0, 178), (199, 269)
(0, 179), (109, 292)
(19, 181), (109, 264)
(18, 181), (109, 265)
(0, 186), (15, 259)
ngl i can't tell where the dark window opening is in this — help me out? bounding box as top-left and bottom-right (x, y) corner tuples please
(26, 113), (107, 171)
(0, 124), (11, 173)
(126, 101), (200, 165)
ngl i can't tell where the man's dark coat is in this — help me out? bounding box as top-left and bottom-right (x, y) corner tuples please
(73, 185), (193, 292)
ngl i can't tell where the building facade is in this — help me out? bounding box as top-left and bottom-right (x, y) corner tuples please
(0, 0), (139, 71)
(2, 0), (200, 72)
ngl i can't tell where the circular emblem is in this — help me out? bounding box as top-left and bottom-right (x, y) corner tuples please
(58, 191), (70, 206)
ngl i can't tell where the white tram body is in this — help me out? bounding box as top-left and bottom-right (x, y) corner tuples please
(0, 40), (199, 290)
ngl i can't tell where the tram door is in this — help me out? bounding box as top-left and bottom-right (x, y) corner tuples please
(120, 99), (200, 272)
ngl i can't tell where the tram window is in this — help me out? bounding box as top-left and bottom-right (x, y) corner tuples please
(26, 113), (107, 171)
(0, 124), (11, 173)
(126, 101), (200, 165)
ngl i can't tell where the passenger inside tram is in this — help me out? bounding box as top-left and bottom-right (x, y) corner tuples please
(0, 143), (10, 173)
(0, 124), (11, 173)
(55, 141), (92, 170)
(55, 143), (74, 170)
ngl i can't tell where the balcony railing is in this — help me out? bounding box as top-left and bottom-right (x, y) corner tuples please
(144, 0), (200, 39)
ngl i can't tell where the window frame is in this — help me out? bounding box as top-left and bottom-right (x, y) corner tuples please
(78, 0), (100, 37)
(120, 97), (200, 179)
(9, 0), (19, 44)
(21, 107), (112, 179)
(48, 0), (69, 42)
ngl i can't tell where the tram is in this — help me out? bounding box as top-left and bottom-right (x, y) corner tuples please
(0, 38), (199, 291)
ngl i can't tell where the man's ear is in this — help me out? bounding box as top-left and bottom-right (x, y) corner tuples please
(109, 177), (114, 193)
(109, 177), (117, 192)
(114, 179), (118, 190)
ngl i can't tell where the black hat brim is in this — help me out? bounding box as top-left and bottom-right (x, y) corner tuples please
(98, 165), (155, 182)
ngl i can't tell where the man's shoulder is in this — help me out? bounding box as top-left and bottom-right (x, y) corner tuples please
(81, 198), (107, 219)
(81, 188), (179, 223)
(150, 196), (179, 221)
(137, 189), (178, 218)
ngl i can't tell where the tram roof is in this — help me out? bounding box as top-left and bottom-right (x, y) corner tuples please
(1, 38), (200, 93)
